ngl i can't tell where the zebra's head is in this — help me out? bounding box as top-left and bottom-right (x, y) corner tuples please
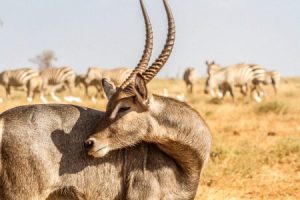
(204, 75), (220, 97)
(205, 60), (221, 76)
(84, 0), (175, 158)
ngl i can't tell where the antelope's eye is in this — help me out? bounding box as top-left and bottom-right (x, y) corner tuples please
(118, 107), (130, 113)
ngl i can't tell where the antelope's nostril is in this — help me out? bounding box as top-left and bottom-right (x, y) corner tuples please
(84, 138), (94, 150)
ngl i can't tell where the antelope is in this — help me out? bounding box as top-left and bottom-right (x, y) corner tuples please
(84, 0), (211, 199)
(183, 67), (197, 93)
(0, 0), (211, 199)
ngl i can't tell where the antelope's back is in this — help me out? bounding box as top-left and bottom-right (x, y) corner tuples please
(0, 104), (111, 199)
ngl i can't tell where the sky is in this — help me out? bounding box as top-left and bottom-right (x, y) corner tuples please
(0, 0), (300, 77)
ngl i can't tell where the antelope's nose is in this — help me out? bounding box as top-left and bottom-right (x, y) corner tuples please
(204, 89), (208, 94)
(84, 138), (95, 150)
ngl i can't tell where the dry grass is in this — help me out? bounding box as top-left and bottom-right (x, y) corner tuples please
(0, 77), (300, 200)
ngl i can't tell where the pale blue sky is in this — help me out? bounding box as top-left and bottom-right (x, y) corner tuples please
(0, 0), (300, 77)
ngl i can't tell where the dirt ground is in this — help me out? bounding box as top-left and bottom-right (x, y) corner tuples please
(0, 77), (299, 200)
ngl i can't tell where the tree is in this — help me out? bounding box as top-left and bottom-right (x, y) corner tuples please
(29, 50), (57, 70)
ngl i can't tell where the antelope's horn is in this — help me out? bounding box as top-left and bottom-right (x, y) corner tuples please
(142, 0), (175, 83)
(120, 0), (153, 89)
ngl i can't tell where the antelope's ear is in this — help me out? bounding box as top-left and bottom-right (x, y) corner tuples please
(205, 60), (209, 65)
(212, 61), (215, 65)
(134, 73), (148, 100)
(102, 78), (116, 100)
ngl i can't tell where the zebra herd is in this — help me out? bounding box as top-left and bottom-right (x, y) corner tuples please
(183, 61), (280, 102)
(0, 62), (280, 104)
(0, 66), (131, 103)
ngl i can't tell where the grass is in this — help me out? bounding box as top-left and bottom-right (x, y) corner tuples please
(0, 77), (300, 199)
(256, 101), (289, 114)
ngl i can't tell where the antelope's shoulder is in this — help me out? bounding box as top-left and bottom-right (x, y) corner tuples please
(0, 104), (103, 127)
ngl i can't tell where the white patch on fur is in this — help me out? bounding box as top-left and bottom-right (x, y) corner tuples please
(110, 103), (121, 119)
(0, 98), (3, 103)
(149, 95), (164, 114)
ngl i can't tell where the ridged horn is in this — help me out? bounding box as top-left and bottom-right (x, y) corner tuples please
(120, 0), (153, 89)
(142, 0), (175, 83)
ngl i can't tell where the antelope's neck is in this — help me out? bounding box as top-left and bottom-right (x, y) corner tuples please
(147, 95), (210, 182)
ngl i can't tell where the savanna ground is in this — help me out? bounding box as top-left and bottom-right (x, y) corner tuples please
(0, 77), (299, 200)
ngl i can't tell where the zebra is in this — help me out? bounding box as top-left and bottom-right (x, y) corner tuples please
(27, 66), (81, 103)
(249, 64), (280, 98)
(83, 67), (131, 101)
(0, 68), (39, 102)
(204, 61), (258, 102)
(183, 67), (197, 93)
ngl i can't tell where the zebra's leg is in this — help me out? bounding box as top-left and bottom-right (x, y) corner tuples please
(84, 83), (89, 97)
(272, 82), (278, 95)
(51, 92), (61, 102)
(240, 85), (247, 96)
(96, 84), (105, 100)
(209, 89), (216, 98)
(50, 84), (62, 102)
(227, 85), (235, 102)
(218, 84), (227, 99)
(92, 88), (102, 102)
(63, 83), (73, 102)
(251, 85), (262, 103)
(40, 91), (48, 104)
(257, 83), (265, 98)
(26, 81), (34, 103)
(217, 85), (224, 99)
(26, 89), (33, 103)
(39, 84), (49, 103)
(187, 83), (191, 93)
(253, 92), (262, 103)
(5, 85), (11, 99)
(239, 84), (248, 103)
